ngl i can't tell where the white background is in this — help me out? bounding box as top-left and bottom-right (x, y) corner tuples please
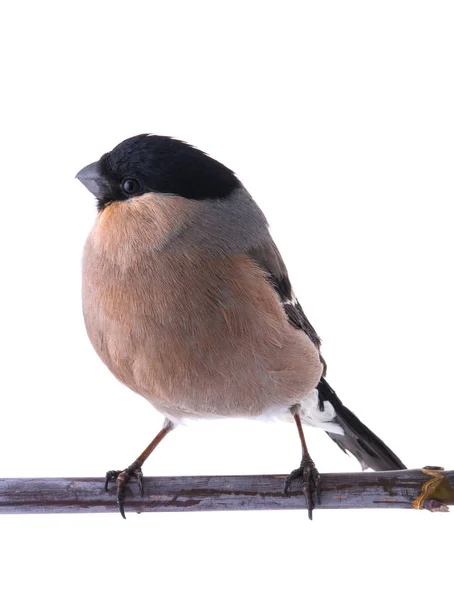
(1, 1), (452, 598)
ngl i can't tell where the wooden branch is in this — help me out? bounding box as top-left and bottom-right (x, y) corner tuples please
(1, 469), (452, 515)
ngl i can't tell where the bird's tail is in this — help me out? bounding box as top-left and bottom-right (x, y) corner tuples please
(316, 377), (406, 471)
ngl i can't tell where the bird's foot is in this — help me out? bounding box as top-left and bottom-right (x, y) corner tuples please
(104, 461), (144, 519)
(284, 454), (321, 520)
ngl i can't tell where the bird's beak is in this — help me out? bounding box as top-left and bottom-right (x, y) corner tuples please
(76, 160), (110, 199)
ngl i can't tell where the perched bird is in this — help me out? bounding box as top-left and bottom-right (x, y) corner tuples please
(76, 134), (406, 519)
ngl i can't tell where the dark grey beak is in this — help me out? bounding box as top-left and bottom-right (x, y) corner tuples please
(76, 160), (110, 199)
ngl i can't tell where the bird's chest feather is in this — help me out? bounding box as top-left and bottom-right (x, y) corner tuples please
(82, 236), (208, 394)
(82, 202), (322, 418)
(81, 197), (213, 387)
(83, 215), (255, 388)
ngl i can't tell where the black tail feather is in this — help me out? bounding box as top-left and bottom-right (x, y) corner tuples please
(316, 377), (406, 471)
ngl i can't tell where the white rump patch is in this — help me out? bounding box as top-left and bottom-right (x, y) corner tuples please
(298, 389), (344, 435)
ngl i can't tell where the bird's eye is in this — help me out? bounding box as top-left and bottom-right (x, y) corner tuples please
(121, 178), (140, 195)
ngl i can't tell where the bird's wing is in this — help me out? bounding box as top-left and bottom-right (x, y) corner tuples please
(247, 237), (322, 350)
(247, 237), (406, 471)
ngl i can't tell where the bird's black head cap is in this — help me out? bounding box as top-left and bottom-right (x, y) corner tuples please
(77, 134), (240, 210)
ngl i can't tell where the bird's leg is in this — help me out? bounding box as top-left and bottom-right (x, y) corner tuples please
(105, 418), (175, 519)
(284, 407), (321, 520)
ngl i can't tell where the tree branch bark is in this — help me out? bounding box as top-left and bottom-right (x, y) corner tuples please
(1, 469), (453, 515)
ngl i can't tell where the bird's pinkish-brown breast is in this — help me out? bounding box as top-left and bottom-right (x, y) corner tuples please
(82, 194), (323, 421)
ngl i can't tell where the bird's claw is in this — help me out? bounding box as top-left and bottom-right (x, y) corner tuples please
(284, 454), (321, 520)
(104, 464), (144, 519)
(104, 470), (121, 492)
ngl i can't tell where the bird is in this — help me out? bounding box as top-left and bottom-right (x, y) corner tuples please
(76, 134), (406, 519)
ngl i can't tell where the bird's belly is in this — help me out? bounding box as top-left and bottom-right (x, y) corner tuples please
(82, 252), (322, 421)
(85, 309), (322, 423)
